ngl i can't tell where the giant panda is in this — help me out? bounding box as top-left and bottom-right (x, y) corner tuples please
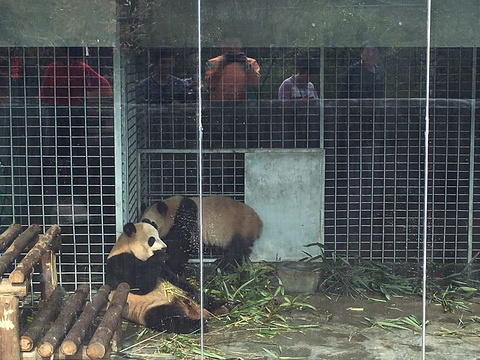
(140, 195), (263, 273)
(106, 220), (225, 333)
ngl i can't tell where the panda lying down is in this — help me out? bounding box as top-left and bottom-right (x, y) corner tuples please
(105, 220), (227, 333)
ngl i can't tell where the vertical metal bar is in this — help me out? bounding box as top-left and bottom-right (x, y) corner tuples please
(422, 0), (433, 356)
(196, 0), (205, 351)
(6, 51), (15, 222)
(319, 46), (325, 248)
(319, 46), (324, 149)
(467, 48), (476, 264)
(113, 46), (125, 235)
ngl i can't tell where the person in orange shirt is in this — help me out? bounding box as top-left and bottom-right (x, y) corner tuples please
(205, 38), (260, 101)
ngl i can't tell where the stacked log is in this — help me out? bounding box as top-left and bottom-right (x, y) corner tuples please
(61, 284), (111, 356)
(86, 283), (130, 360)
(1, 224), (128, 360)
(19, 286), (67, 352)
(36, 284), (90, 358)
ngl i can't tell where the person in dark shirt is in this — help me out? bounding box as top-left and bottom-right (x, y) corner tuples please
(136, 49), (189, 104)
(339, 45), (385, 99)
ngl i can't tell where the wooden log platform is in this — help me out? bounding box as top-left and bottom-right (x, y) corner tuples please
(1, 224), (126, 360)
(20, 345), (110, 359)
(36, 284), (90, 358)
(61, 285), (111, 356)
(20, 286), (66, 352)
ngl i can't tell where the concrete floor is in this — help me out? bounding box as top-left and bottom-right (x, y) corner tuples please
(116, 295), (480, 359)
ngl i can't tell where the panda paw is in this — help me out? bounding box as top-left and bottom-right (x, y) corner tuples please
(212, 301), (237, 315)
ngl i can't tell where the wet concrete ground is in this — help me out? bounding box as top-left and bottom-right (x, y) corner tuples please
(115, 295), (480, 360)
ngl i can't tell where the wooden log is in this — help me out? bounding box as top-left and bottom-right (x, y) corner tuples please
(86, 283), (130, 360)
(0, 295), (20, 360)
(36, 284), (90, 358)
(0, 224), (40, 277)
(19, 286), (66, 352)
(0, 279), (27, 297)
(9, 225), (60, 284)
(0, 224), (22, 253)
(61, 285), (111, 356)
(40, 250), (57, 300)
(20, 345), (110, 360)
(110, 325), (124, 354)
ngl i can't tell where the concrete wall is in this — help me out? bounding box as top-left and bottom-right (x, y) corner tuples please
(1, 0), (478, 48)
(0, 0), (116, 46)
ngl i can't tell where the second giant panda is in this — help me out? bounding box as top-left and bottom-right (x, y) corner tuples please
(106, 220), (225, 333)
(141, 195), (263, 273)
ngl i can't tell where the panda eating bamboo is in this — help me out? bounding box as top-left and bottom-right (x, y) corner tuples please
(105, 220), (227, 333)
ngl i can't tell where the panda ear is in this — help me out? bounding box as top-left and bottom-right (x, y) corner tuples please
(142, 218), (158, 229)
(141, 203), (148, 213)
(156, 202), (168, 216)
(123, 222), (137, 237)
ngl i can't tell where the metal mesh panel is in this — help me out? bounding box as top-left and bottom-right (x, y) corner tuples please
(0, 47), (116, 291)
(130, 46), (479, 265)
(324, 99), (476, 263)
(107, 46), (476, 267)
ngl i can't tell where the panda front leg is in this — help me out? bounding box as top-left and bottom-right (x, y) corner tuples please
(144, 304), (206, 334)
(159, 266), (228, 314)
(125, 292), (209, 334)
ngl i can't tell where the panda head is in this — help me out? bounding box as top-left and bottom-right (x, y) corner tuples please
(141, 196), (183, 238)
(108, 221), (167, 261)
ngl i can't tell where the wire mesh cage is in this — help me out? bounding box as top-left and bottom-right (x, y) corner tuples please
(0, 46), (116, 291)
(1, 45), (479, 296)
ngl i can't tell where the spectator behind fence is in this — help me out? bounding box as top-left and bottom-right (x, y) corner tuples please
(39, 47), (112, 105)
(205, 37), (260, 101)
(136, 49), (190, 104)
(278, 59), (319, 100)
(339, 44), (385, 99)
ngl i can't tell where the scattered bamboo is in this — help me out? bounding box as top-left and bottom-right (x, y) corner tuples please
(19, 286), (66, 352)
(0, 224), (40, 277)
(36, 284), (90, 358)
(86, 283), (130, 360)
(9, 225), (60, 284)
(0, 224), (22, 252)
(61, 285), (111, 356)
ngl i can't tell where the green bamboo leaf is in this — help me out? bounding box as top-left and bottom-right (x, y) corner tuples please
(375, 321), (410, 330)
(457, 286), (478, 292)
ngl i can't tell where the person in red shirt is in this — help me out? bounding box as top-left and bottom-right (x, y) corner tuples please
(39, 47), (113, 202)
(39, 47), (112, 105)
(205, 38), (260, 101)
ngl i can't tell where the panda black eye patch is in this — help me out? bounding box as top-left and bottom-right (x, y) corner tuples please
(148, 236), (156, 247)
